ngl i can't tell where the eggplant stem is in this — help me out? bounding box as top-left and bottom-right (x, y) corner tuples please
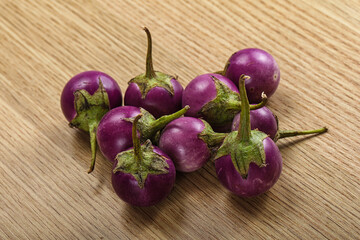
(237, 75), (251, 142)
(149, 105), (190, 134)
(132, 114), (143, 168)
(88, 122), (98, 174)
(275, 127), (328, 142)
(250, 92), (268, 110)
(143, 27), (156, 79)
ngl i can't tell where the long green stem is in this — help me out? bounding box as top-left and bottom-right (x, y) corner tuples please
(145, 105), (190, 139)
(144, 27), (156, 79)
(132, 114), (143, 168)
(88, 121), (98, 173)
(237, 75), (251, 142)
(274, 127), (328, 142)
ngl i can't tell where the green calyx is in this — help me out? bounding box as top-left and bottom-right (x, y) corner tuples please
(199, 76), (242, 127)
(198, 76), (267, 128)
(128, 27), (175, 99)
(215, 75), (268, 178)
(129, 71), (175, 99)
(215, 130), (268, 178)
(198, 119), (227, 149)
(113, 115), (169, 188)
(113, 140), (169, 188)
(69, 79), (110, 173)
(70, 80), (109, 131)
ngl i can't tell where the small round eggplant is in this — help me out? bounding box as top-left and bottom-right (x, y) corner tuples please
(60, 71), (122, 173)
(182, 73), (239, 118)
(215, 75), (282, 197)
(215, 137), (282, 197)
(159, 117), (226, 172)
(223, 48), (280, 103)
(124, 27), (183, 118)
(112, 115), (176, 206)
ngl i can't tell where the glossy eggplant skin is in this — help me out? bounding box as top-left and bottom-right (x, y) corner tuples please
(97, 106), (140, 162)
(182, 73), (240, 131)
(61, 71), (122, 122)
(231, 106), (278, 140)
(159, 117), (211, 172)
(112, 147), (176, 207)
(215, 137), (282, 197)
(182, 73), (239, 118)
(225, 48), (280, 103)
(124, 78), (183, 118)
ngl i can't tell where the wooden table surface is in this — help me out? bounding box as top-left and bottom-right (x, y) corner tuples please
(1, 0), (359, 239)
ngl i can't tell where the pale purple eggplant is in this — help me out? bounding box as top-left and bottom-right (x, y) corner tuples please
(159, 117), (226, 172)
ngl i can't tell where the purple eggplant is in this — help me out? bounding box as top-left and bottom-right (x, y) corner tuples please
(231, 106), (327, 141)
(223, 48), (280, 103)
(60, 71), (122, 173)
(97, 105), (189, 162)
(159, 117), (226, 172)
(112, 114), (176, 206)
(124, 28), (183, 118)
(182, 73), (267, 132)
(232, 106), (278, 139)
(215, 75), (282, 197)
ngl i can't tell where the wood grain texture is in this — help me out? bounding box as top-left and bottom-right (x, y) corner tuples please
(0, 0), (359, 239)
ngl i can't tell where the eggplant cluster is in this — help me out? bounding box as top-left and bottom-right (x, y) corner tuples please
(61, 28), (327, 206)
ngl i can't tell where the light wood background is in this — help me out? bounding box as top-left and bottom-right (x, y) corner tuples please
(1, 0), (359, 239)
